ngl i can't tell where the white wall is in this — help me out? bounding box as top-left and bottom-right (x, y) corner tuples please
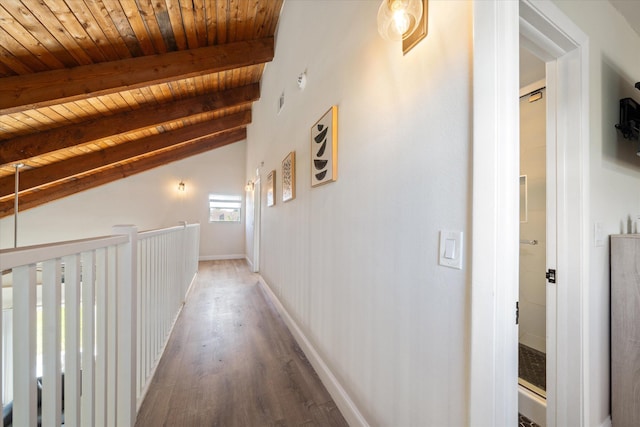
(552, 1), (640, 425)
(246, 1), (472, 425)
(0, 141), (247, 260)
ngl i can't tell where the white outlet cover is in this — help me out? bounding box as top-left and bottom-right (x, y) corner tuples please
(439, 230), (463, 269)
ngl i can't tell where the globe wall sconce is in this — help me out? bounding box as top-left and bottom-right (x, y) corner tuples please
(177, 180), (186, 192)
(377, 0), (428, 55)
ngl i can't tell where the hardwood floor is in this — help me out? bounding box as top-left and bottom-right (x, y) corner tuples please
(135, 259), (348, 427)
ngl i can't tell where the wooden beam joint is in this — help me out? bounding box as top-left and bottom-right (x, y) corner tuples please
(0, 128), (247, 217)
(0, 37), (274, 114)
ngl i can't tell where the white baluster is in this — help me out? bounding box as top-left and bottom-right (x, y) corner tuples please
(12, 264), (37, 426)
(94, 248), (107, 427)
(136, 243), (143, 398)
(81, 251), (96, 426)
(112, 225), (137, 427)
(64, 254), (81, 426)
(42, 259), (62, 427)
(106, 246), (117, 426)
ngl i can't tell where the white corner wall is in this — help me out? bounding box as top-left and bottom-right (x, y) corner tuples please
(551, 1), (640, 425)
(246, 1), (472, 425)
(0, 141), (247, 260)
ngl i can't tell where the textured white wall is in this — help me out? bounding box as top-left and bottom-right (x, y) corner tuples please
(552, 1), (640, 425)
(246, 1), (472, 425)
(0, 141), (247, 259)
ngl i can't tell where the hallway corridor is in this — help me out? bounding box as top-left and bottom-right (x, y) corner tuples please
(134, 260), (348, 426)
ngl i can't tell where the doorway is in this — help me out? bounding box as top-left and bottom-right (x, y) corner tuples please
(518, 47), (548, 426)
(252, 177), (261, 273)
(470, 1), (589, 426)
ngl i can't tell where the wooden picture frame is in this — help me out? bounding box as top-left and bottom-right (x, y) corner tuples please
(266, 170), (275, 207)
(282, 151), (296, 202)
(311, 105), (338, 187)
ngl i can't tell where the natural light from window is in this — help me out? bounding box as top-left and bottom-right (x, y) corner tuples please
(208, 194), (241, 222)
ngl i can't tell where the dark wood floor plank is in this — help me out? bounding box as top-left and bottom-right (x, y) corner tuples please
(135, 259), (348, 427)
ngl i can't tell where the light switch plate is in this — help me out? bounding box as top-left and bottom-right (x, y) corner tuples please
(439, 230), (463, 269)
(594, 221), (604, 247)
(444, 238), (456, 259)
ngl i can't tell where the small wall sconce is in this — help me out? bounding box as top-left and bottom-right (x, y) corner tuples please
(377, 0), (428, 55)
(245, 180), (254, 192)
(178, 181), (186, 192)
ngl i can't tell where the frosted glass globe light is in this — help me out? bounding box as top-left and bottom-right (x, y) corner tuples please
(377, 0), (423, 42)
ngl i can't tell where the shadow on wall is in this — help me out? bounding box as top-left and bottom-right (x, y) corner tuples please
(602, 55), (640, 173)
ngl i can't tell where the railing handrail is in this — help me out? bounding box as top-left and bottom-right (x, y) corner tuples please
(138, 222), (199, 239)
(0, 234), (129, 271)
(0, 222), (200, 427)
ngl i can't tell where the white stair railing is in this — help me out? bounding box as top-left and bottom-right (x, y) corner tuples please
(0, 222), (200, 427)
(136, 223), (199, 407)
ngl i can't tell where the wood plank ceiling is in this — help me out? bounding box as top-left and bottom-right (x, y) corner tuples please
(0, 0), (282, 218)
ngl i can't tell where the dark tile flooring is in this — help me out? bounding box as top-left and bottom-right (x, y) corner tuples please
(518, 343), (544, 427)
(519, 413), (540, 427)
(519, 343), (546, 391)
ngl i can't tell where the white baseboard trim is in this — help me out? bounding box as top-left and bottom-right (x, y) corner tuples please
(599, 415), (611, 427)
(518, 333), (545, 354)
(198, 254), (245, 261)
(245, 255), (254, 271)
(184, 271), (198, 302)
(518, 384), (546, 427)
(257, 275), (369, 427)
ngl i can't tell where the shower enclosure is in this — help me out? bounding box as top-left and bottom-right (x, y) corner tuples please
(519, 85), (547, 418)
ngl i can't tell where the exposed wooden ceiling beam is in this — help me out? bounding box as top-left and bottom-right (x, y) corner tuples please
(0, 111), (251, 198)
(0, 84), (259, 166)
(0, 37), (274, 115)
(0, 128), (247, 217)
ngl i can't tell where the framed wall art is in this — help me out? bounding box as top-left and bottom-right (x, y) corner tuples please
(266, 170), (275, 207)
(311, 105), (338, 187)
(282, 151), (296, 202)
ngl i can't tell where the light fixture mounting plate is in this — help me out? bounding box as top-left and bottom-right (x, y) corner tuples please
(403, 0), (428, 55)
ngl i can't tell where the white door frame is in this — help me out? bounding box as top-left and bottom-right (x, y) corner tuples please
(252, 177), (261, 273)
(470, 0), (589, 425)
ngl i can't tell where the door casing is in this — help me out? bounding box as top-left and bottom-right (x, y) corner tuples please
(252, 177), (261, 273)
(470, 0), (589, 425)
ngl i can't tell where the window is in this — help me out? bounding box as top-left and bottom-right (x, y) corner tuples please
(209, 194), (241, 222)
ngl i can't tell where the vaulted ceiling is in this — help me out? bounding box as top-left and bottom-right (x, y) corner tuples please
(0, 0), (283, 218)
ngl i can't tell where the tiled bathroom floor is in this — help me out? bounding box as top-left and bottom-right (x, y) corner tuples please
(518, 344), (544, 427)
(518, 413), (540, 427)
(519, 343), (546, 391)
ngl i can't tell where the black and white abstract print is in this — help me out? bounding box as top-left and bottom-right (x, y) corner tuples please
(311, 106), (337, 187)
